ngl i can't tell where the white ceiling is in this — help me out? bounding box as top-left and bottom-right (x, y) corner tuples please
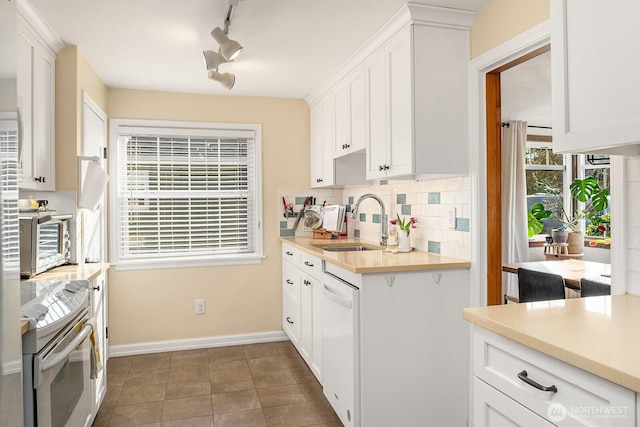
(30, 0), (492, 99)
(501, 50), (552, 129)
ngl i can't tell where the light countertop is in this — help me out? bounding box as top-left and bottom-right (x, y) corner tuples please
(281, 237), (470, 274)
(463, 294), (640, 393)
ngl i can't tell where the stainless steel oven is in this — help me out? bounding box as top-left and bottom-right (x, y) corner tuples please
(22, 280), (94, 427)
(20, 214), (73, 278)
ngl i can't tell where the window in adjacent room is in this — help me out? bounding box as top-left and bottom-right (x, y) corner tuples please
(110, 119), (263, 270)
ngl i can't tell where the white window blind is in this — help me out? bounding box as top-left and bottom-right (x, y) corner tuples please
(0, 119), (20, 269)
(110, 120), (263, 269)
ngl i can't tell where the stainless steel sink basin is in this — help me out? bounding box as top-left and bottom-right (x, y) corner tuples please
(318, 245), (379, 252)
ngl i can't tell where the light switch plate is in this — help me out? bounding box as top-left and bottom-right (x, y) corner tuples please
(448, 208), (456, 229)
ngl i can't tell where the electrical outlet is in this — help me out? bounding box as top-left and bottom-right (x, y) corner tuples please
(448, 208), (456, 229)
(195, 299), (206, 314)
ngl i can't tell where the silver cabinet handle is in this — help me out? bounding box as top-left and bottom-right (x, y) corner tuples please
(286, 279), (294, 285)
(303, 280), (311, 286)
(285, 251), (293, 256)
(517, 370), (557, 393)
(304, 261), (314, 267)
(286, 317), (294, 324)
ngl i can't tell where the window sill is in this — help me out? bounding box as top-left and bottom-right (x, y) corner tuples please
(528, 237), (610, 250)
(113, 254), (266, 271)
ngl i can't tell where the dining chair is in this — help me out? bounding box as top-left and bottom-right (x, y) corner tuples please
(517, 268), (566, 303)
(580, 278), (611, 297)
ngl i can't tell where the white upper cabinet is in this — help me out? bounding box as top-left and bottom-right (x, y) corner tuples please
(16, 3), (62, 191)
(334, 65), (366, 158)
(310, 97), (335, 188)
(551, 0), (640, 155)
(307, 4), (475, 183)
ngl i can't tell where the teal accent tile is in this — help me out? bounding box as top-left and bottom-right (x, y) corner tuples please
(428, 192), (441, 204)
(346, 205), (352, 213)
(380, 180), (388, 185)
(456, 218), (470, 232)
(428, 241), (441, 254)
(280, 221), (288, 229)
(295, 197), (307, 204)
(396, 194), (406, 204)
(354, 229), (360, 238)
(359, 213), (366, 222)
(401, 205), (412, 215)
(348, 196), (354, 204)
(372, 214), (381, 224)
(280, 229), (295, 237)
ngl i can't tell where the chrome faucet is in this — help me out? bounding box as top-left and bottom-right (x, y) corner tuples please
(351, 194), (387, 246)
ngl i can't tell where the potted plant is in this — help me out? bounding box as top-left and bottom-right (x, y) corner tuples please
(527, 177), (609, 252)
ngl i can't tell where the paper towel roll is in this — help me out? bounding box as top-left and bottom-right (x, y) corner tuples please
(79, 161), (109, 211)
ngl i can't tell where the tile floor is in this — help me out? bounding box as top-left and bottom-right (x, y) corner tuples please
(93, 341), (344, 427)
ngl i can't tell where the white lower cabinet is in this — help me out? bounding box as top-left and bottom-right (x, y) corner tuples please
(472, 327), (637, 427)
(281, 243), (322, 382)
(89, 273), (108, 415)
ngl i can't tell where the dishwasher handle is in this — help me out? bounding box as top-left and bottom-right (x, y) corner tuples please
(323, 284), (353, 309)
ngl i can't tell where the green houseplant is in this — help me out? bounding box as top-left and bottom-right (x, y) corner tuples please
(527, 177), (610, 239)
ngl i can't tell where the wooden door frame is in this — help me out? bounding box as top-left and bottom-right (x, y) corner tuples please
(467, 22), (551, 308)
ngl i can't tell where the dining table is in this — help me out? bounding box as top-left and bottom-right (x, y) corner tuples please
(502, 259), (611, 303)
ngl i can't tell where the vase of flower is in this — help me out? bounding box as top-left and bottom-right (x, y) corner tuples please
(398, 229), (411, 251)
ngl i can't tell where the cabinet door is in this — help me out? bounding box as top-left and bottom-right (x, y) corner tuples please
(310, 275), (322, 383)
(334, 82), (350, 156)
(551, 0), (640, 154)
(310, 97), (335, 188)
(299, 276), (313, 363)
(365, 47), (388, 179)
(348, 67), (366, 153)
(90, 274), (108, 412)
(386, 26), (413, 177)
(17, 24), (35, 189)
(474, 378), (553, 427)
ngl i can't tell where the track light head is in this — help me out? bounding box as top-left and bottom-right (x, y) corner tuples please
(203, 50), (227, 71)
(208, 70), (235, 90)
(210, 27), (243, 61)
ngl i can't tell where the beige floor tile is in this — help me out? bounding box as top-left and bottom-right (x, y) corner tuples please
(162, 395), (213, 421)
(308, 400), (341, 424)
(256, 384), (306, 408)
(108, 371), (128, 387)
(168, 365), (210, 383)
(109, 401), (164, 426)
(107, 357), (132, 374)
(165, 381), (211, 400)
(213, 408), (268, 427)
(252, 369), (297, 389)
(208, 345), (247, 362)
(160, 415), (214, 427)
(320, 423), (343, 427)
(243, 343), (282, 359)
(289, 367), (317, 385)
(299, 382), (325, 402)
(262, 403), (321, 426)
(210, 367), (255, 393)
(125, 368), (170, 386)
(130, 354), (172, 372)
(209, 359), (249, 373)
(248, 357), (290, 373)
(171, 348), (209, 360)
(117, 383), (166, 406)
(211, 389), (261, 414)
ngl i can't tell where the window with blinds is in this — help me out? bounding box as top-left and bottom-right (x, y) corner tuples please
(110, 120), (263, 269)
(0, 121), (20, 271)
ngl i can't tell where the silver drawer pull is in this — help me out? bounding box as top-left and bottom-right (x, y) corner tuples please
(286, 317), (294, 324)
(517, 370), (557, 393)
(285, 251), (293, 256)
(286, 279), (294, 285)
(304, 261), (314, 267)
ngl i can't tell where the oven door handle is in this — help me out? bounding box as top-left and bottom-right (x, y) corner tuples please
(40, 319), (95, 373)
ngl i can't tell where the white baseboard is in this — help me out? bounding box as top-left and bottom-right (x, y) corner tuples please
(109, 330), (289, 358)
(2, 359), (21, 375)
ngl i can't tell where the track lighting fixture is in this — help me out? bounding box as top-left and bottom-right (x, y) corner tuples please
(210, 27), (243, 61)
(204, 0), (243, 89)
(208, 70), (235, 90)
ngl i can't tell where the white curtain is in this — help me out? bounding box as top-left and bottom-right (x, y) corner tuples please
(502, 121), (529, 299)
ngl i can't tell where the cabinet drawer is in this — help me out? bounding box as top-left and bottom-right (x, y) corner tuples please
(474, 377), (553, 427)
(299, 252), (322, 280)
(283, 294), (301, 347)
(473, 328), (636, 426)
(282, 261), (300, 303)
(282, 243), (300, 265)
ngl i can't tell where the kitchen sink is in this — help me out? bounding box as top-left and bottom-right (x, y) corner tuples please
(318, 245), (380, 252)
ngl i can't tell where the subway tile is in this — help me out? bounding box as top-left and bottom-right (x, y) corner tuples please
(455, 218), (470, 232)
(428, 241), (441, 254)
(396, 194), (406, 204)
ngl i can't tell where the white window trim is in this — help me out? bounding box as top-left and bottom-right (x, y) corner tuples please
(109, 118), (264, 271)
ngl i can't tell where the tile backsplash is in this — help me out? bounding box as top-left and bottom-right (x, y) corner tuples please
(279, 176), (471, 260)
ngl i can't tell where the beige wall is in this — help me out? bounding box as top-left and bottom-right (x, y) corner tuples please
(470, 0), (549, 58)
(107, 89), (309, 346)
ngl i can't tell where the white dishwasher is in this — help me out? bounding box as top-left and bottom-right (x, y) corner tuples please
(322, 268), (360, 427)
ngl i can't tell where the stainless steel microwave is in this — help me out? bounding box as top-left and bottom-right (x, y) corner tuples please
(19, 214), (73, 278)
